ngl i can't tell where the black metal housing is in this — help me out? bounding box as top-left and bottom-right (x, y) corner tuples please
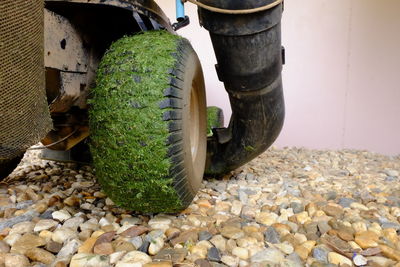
(199, 0), (285, 175)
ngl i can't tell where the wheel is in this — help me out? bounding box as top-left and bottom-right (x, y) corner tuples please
(89, 31), (207, 213)
(0, 155), (23, 180)
(207, 106), (224, 136)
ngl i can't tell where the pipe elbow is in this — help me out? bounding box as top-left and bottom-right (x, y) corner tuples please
(205, 77), (285, 176)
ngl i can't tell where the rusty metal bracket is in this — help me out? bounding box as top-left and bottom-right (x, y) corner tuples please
(44, 9), (88, 73)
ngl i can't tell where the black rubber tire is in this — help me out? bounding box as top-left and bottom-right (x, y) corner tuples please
(0, 155), (23, 180)
(89, 31), (207, 213)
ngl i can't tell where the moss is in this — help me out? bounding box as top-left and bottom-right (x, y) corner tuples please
(89, 31), (185, 213)
(244, 146), (255, 152)
(207, 106), (223, 136)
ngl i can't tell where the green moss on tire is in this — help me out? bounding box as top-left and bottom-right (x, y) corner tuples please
(207, 106), (224, 136)
(89, 31), (202, 213)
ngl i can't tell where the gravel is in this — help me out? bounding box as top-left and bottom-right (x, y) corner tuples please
(0, 147), (399, 266)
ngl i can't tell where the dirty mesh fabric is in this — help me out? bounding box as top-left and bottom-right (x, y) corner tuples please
(0, 0), (52, 160)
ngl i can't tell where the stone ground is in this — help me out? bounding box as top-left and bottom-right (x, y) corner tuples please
(0, 147), (399, 267)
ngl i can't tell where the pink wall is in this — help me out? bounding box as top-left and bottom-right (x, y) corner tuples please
(156, 0), (400, 156)
(156, 0), (231, 121)
(155, 0), (232, 120)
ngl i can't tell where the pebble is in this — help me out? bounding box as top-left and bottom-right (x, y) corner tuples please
(294, 233), (307, 244)
(120, 217), (141, 226)
(34, 219), (58, 232)
(0, 241), (10, 253)
(93, 241), (113, 255)
(117, 250), (152, 265)
(92, 231), (115, 255)
(39, 209), (54, 220)
(194, 259), (212, 267)
(317, 221), (331, 235)
(58, 239), (81, 258)
(350, 202), (369, 211)
(109, 251), (126, 264)
(273, 242), (294, 255)
(144, 262), (173, 267)
(290, 202), (305, 214)
(225, 238), (236, 254)
(3, 234), (21, 246)
(251, 248), (284, 263)
(11, 233), (46, 254)
(39, 230), (53, 242)
(381, 222), (400, 230)
(379, 244), (400, 261)
(220, 226), (244, 240)
(199, 231), (213, 241)
(70, 253), (110, 267)
(148, 216), (171, 230)
(352, 221), (367, 233)
(191, 244), (208, 259)
(2, 147), (400, 267)
(0, 210), (39, 231)
(52, 228), (78, 244)
(207, 247), (221, 262)
(64, 196), (80, 207)
(312, 245), (330, 263)
(295, 211), (310, 224)
(328, 252), (352, 266)
(148, 237), (164, 255)
(52, 210), (71, 222)
(120, 226), (149, 238)
(46, 240), (63, 253)
(154, 248), (187, 263)
(353, 254), (368, 266)
(25, 247), (56, 264)
(294, 247), (308, 261)
(232, 247), (248, 260)
(264, 226), (281, 244)
(354, 231), (379, 249)
(384, 169), (399, 177)
(367, 256), (396, 266)
(80, 219), (99, 232)
(236, 236), (257, 247)
(170, 230), (198, 246)
(210, 235), (226, 252)
(9, 221), (34, 235)
(138, 240), (150, 253)
(4, 253), (30, 267)
(338, 198), (356, 208)
(231, 200), (243, 216)
(221, 255), (239, 266)
(63, 217), (85, 230)
(114, 241), (135, 252)
(130, 236), (143, 249)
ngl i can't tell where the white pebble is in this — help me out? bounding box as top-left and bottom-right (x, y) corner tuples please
(52, 210), (72, 222)
(353, 254), (368, 266)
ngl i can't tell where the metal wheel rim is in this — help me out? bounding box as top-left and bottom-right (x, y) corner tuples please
(189, 83), (200, 163)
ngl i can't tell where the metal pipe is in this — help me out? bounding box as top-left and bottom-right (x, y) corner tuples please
(176, 0), (185, 21)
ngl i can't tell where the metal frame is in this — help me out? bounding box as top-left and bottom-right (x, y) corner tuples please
(41, 0), (174, 152)
(45, 0), (172, 31)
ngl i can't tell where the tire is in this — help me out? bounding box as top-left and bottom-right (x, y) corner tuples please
(0, 155), (23, 180)
(89, 31), (207, 213)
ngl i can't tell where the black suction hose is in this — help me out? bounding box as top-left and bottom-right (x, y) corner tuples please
(198, 0), (285, 175)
